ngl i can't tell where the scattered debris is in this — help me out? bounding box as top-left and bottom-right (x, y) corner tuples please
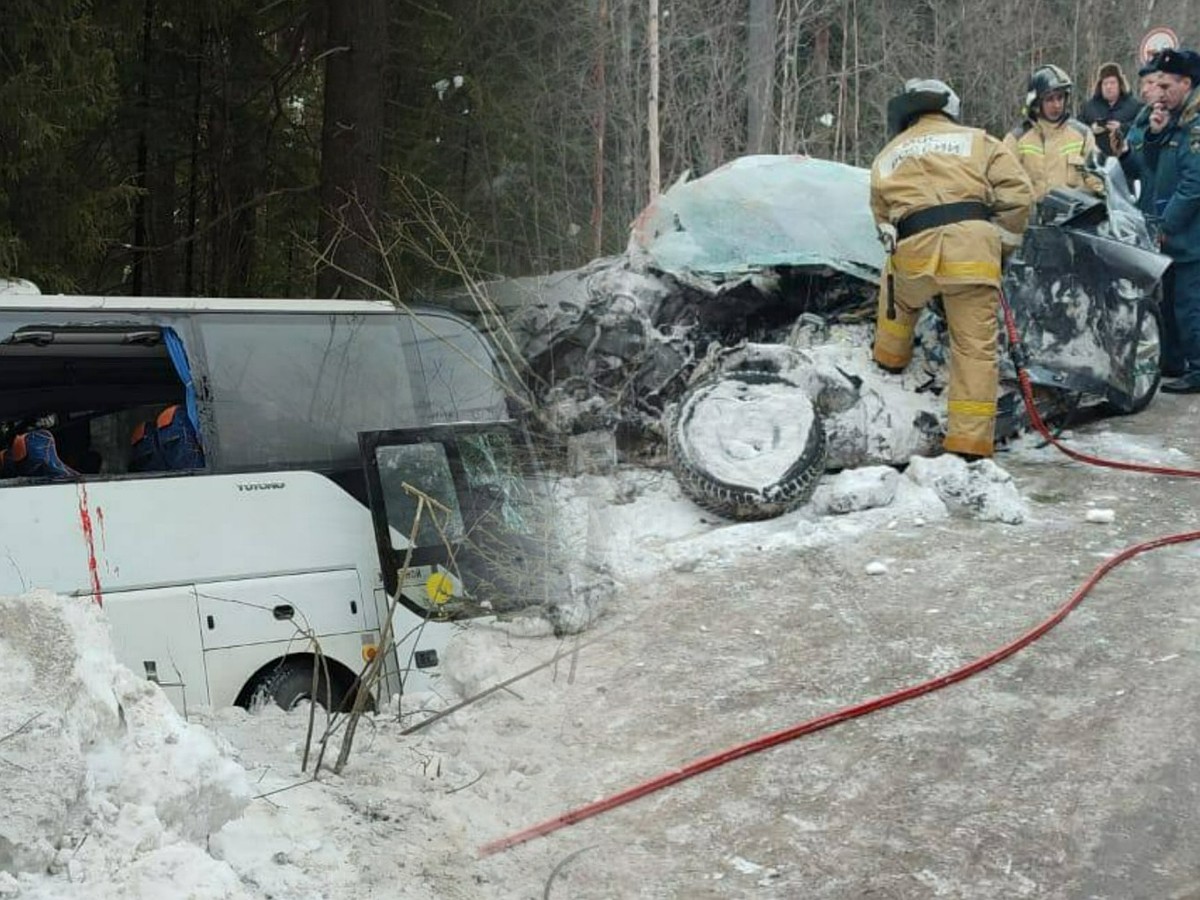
(566, 431), (618, 476)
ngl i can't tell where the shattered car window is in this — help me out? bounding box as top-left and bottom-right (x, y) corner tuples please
(629, 155), (885, 287)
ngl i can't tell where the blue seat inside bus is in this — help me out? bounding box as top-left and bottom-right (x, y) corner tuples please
(0, 429), (77, 479)
(129, 405), (205, 472)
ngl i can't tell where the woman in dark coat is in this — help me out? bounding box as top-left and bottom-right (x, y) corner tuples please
(1078, 61), (1143, 158)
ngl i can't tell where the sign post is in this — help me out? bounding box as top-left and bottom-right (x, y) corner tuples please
(1139, 26), (1180, 65)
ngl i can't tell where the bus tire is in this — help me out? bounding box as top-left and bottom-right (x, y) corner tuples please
(667, 370), (827, 522)
(251, 658), (355, 712)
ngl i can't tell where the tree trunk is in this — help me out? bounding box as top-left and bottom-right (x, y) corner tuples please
(185, 37), (204, 296)
(813, 20), (832, 158)
(617, 0), (639, 222)
(132, 0), (155, 296)
(221, 27), (261, 296)
(746, 0), (776, 154)
(591, 0), (608, 257)
(648, 0), (660, 200)
(316, 0), (387, 299)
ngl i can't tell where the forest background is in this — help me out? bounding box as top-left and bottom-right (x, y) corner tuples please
(1, 0), (1189, 300)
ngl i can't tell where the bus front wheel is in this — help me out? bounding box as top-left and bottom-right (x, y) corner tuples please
(247, 658), (356, 712)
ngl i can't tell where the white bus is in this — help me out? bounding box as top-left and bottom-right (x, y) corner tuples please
(0, 292), (554, 714)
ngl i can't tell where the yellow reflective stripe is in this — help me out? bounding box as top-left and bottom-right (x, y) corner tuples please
(1018, 144), (1045, 155)
(948, 399), (997, 417)
(877, 316), (912, 337)
(892, 256), (1001, 281)
(892, 256), (931, 275)
(1059, 142), (1084, 154)
(939, 260), (1001, 279)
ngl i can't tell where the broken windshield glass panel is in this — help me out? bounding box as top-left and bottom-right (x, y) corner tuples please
(364, 425), (567, 619)
(629, 155), (884, 286)
(374, 442), (465, 549)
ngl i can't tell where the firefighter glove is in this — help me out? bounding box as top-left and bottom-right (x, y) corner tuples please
(877, 222), (898, 255)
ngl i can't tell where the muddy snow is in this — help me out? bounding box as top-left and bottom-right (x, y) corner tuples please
(1, 411), (1197, 898)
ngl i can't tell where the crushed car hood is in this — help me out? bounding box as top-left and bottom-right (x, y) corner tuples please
(629, 155), (884, 287)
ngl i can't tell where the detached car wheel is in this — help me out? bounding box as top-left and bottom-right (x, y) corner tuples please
(668, 370), (827, 521)
(1103, 297), (1162, 416)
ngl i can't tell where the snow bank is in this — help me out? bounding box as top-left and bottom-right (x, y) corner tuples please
(905, 455), (1028, 524)
(0, 591), (251, 898)
(551, 449), (1032, 586)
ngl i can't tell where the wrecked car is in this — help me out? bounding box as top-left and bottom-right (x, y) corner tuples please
(463, 154), (1169, 521)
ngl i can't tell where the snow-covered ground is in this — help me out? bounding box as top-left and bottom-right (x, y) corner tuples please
(1, 418), (1196, 899)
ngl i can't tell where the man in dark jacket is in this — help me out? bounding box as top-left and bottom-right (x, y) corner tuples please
(1117, 48), (1200, 392)
(1079, 61), (1143, 158)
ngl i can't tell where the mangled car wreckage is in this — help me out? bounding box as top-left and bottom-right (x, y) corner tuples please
(467, 154), (1169, 521)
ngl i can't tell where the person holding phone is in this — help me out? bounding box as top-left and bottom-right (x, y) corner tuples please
(1079, 62), (1142, 160)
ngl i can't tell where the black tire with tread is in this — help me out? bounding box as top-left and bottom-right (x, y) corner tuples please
(253, 659), (354, 712)
(668, 370), (827, 522)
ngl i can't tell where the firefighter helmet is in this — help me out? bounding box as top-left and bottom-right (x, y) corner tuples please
(886, 78), (962, 137)
(1025, 65), (1072, 120)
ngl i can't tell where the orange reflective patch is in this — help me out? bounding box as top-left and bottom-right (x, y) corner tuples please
(156, 405), (179, 428)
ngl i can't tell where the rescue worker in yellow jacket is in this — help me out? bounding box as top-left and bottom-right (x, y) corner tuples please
(1004, 64), (1104, 200)
(872, 79), (1033, 459)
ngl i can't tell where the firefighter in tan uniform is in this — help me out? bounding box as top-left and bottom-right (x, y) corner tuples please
(1003, 65), (1104, 200)
(871, 79), (1033, 459)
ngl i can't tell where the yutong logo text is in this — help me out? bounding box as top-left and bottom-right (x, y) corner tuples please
(236, 482), (286, 492)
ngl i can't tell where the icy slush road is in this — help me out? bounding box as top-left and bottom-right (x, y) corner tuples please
(468, 395), (1200, 899)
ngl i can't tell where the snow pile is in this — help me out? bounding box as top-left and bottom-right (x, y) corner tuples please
(440, 628), (528, 700)
(0, 591), (251, 899)
(811, 465), (899, 515)
(549, 450), (1032, 585)
(552, 467), (938, 582)
(905, 455), (1028, 524)
(202, 668), (565, 900)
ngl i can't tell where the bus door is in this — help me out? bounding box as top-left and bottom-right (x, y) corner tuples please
(358, 423), (564, 678)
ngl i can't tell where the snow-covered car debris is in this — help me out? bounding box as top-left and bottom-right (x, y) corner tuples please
(449, 154), (1168, 521)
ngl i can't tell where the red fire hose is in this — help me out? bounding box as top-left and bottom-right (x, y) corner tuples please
(997, 290), (1200, 477)
(479, 291), (1200, 857)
